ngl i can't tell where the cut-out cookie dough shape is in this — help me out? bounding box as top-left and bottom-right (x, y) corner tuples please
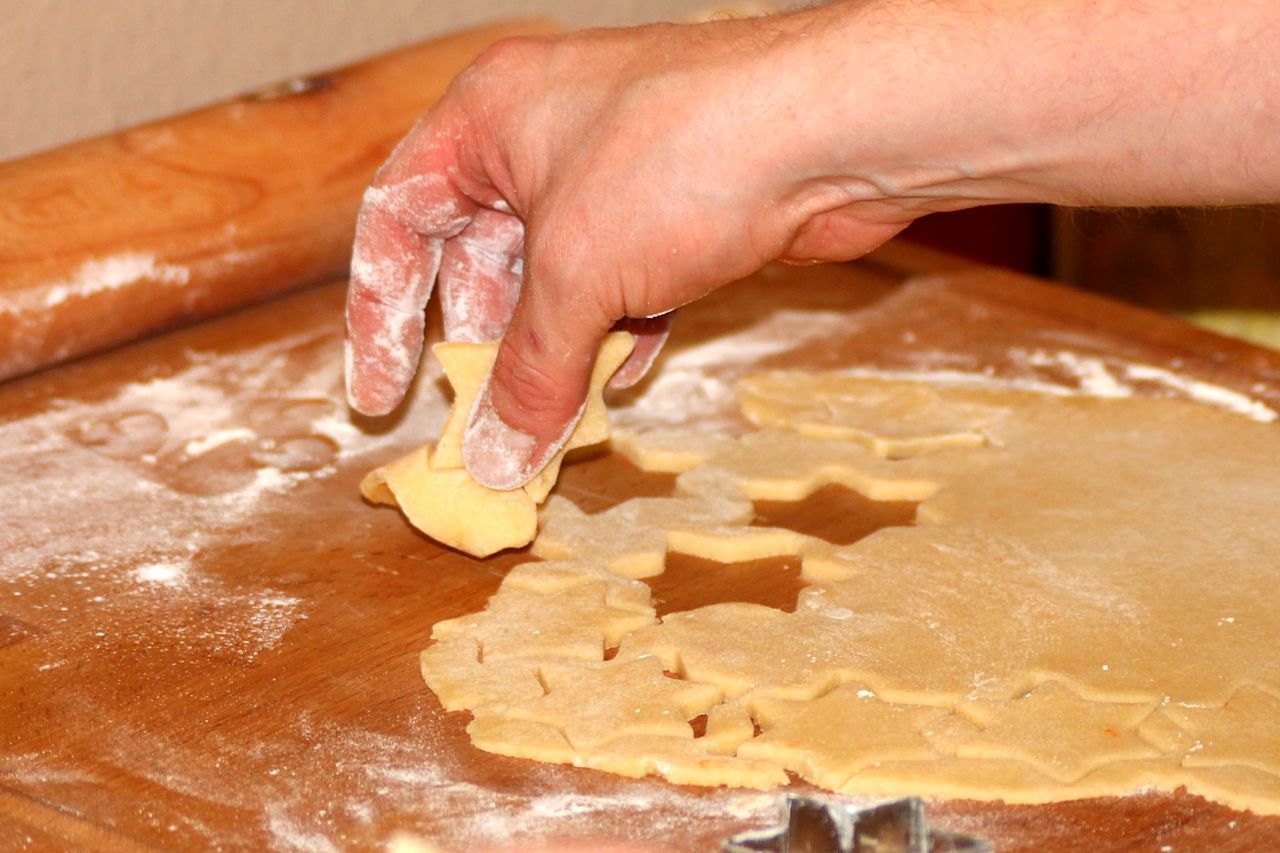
(501, 559), (655, 612)
(677, 429), (942, 504)
(735, 372), (1010, 458)
(739, 684), (949, 790)
(584, 734), (788, 789)
(418, 635), (544, 714)
(430, 581), (656, 664)
(419, 374), (1280, 815)
(500, 655), (723, 751)
(361, 333), (634, 556)
(533, 468), (755, 578)
(954, 681), (1160, 783)
(618, 602), (860, 702)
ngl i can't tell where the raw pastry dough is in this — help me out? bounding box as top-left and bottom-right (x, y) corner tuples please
(419, 374), (1280, 815)
(362, 333), (634, 555)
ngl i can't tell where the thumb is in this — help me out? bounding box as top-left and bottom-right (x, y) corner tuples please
(461, 261), (615, 490)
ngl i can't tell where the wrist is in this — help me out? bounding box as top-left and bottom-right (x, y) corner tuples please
(764, 1), (1055, 225)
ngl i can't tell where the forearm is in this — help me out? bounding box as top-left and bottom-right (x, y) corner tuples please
(779, 0), (1280, 214)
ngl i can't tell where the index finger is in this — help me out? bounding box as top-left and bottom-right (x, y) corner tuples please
(344, 127), (478, 416)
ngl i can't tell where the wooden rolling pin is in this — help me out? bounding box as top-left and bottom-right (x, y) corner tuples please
(0, 18), (559, 382)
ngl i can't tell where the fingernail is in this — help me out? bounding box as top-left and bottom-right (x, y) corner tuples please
(462, 381), (540, 490)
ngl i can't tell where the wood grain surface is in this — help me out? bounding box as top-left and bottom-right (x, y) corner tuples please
(3, 244), (1280, 851)
(0, 18), (558, 383)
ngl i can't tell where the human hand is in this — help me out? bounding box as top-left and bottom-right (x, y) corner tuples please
(344, 12), (946, 489)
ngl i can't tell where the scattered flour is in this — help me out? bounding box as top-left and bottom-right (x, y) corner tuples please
(38, 253), (190, 311)
(614, 309), (856, 431)
(266, 805), (340, 853)
(612, 310), (1278, 440)
(132, 560), (189, 586)
(0, 322), (447, 579)
(7, 277), (1276, 850)
(804, 348), (1277, 424)
(184, 427), (257, 457)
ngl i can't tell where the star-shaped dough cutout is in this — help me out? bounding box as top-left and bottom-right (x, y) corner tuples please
(955, 681), (1160, 783)
(501, 560), (655, 613)
(1161, 685), (1280, 777)
(361, 444), (537, 557)
(738, 684), (948, 790)
(585, 734), (788, 788)
(432, 332), (635, 502)
(418, 635), (544, 713)
(501, 655), (723, 751)
(618, 602), (853, 701)
(432, 582), (656, 663)
(736, 372), (1003, 458)
(361, 332), (634, 555)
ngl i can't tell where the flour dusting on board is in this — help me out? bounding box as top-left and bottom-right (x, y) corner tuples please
(613, 309), (856, 431)
(0, 323), (446, 578)
(611, 310), (1278, 434)
(6, 273), (1279, 850)
(821, 352), (1279, 423)
(255, 715), (785, 851)
(1015, 348), (1278, 421)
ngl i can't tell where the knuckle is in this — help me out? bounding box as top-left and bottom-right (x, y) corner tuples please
(462, 35), (548, 89)
(497, 330), (584, 422)
(526, 224), (621, 321)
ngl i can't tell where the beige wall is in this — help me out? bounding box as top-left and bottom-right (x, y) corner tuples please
(3, 0), (714, 162)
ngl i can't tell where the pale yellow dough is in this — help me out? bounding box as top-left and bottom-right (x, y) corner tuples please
(419, 373), (1280, 815)
(361, 333), (634, 556)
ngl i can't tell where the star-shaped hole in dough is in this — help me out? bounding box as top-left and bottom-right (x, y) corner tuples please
(501, 655), (723, 752)
(737, 684), (948, 791)
(955, 681), (1160, 783)
(690, 429), (942, 504)
(533, 484), (754, 579)
(1160, 685), (1280, 778)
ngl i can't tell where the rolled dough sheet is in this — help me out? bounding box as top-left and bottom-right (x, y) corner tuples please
(362, 333), (634, 556)
(419, 374), (1280, 815)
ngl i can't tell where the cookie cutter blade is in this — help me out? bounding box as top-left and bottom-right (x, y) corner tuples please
(721, 794), (992, 853)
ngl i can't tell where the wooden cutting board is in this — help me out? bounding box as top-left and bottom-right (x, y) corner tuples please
(4, 240), (1280, 851)
(5, 16), (1280, 851)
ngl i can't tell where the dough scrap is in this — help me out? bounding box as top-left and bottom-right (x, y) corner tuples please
(362, 333), (634, 555)
(419, 373), (1280, 813)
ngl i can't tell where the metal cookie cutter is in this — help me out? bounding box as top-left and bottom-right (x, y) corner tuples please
(723, 795), (993, 853)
